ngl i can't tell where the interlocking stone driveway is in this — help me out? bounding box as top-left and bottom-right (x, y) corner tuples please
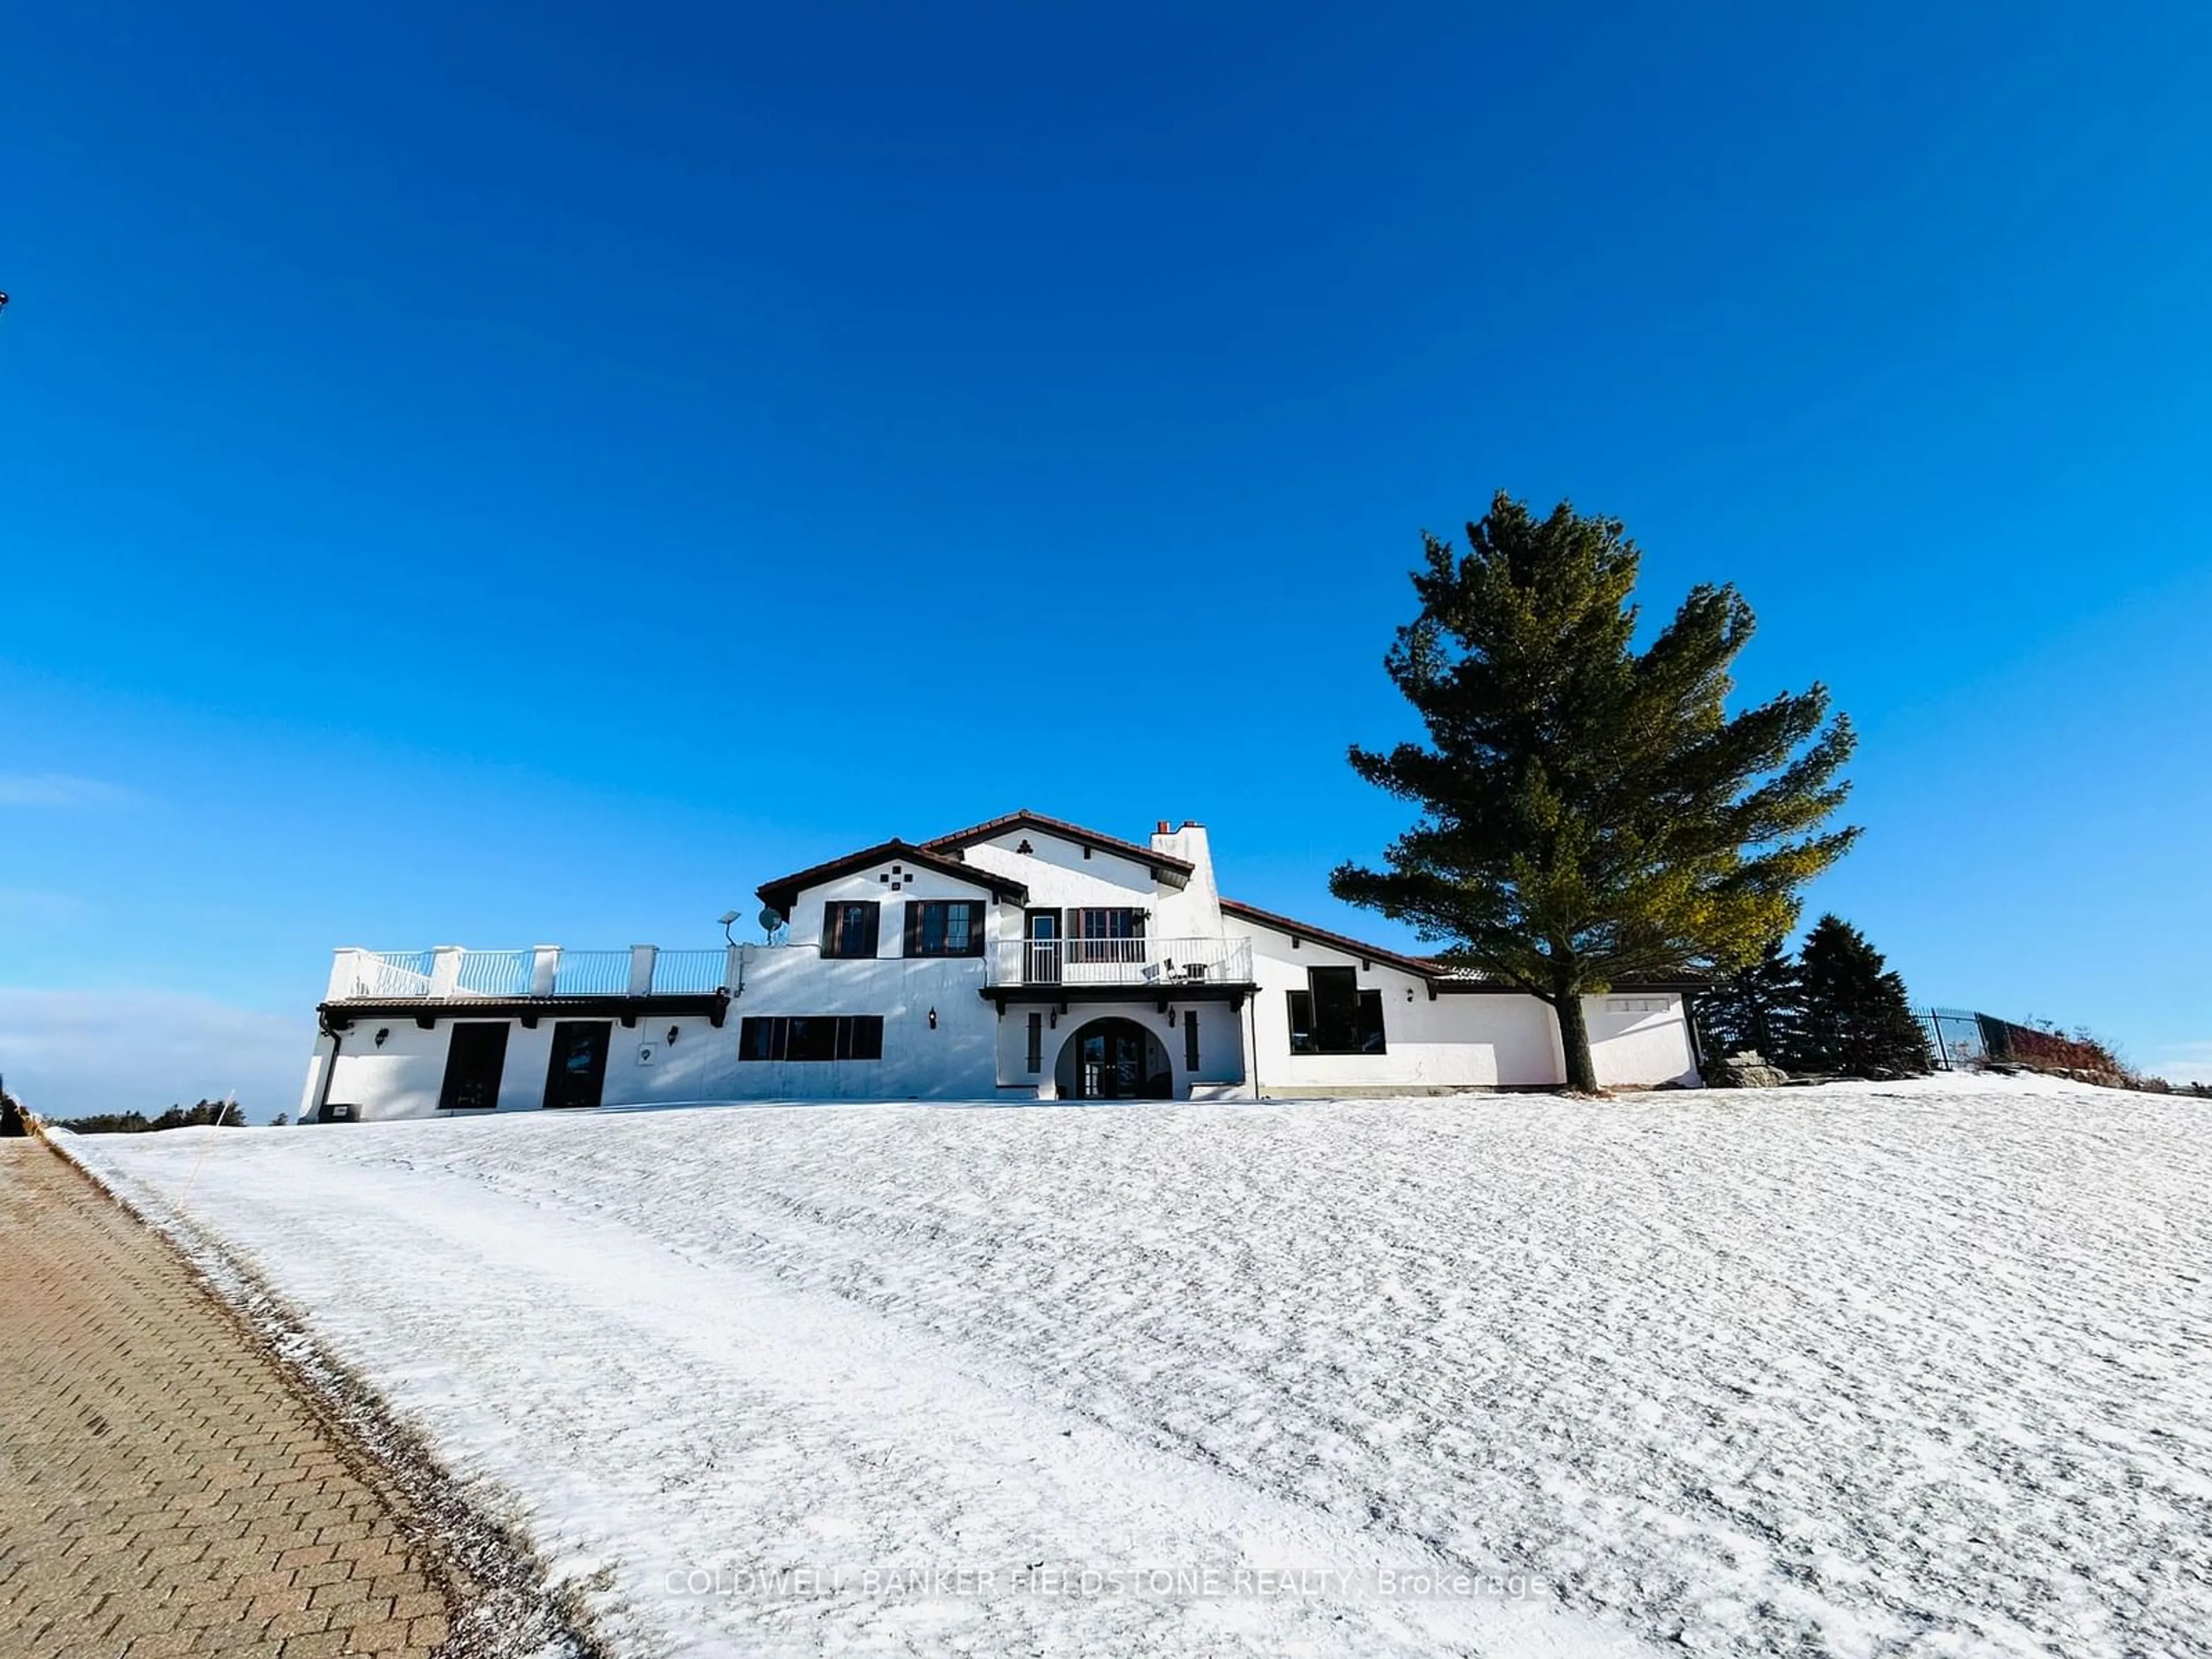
(0, 1139), (449, 1658)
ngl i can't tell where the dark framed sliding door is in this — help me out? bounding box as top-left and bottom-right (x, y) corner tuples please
(543, 1021), (612, 1110)
(438, 1022), (509, 1111)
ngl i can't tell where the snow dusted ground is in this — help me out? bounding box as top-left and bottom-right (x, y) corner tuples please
(62, 1074), (2212, 1659)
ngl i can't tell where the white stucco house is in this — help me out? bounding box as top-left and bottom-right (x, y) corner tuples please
(300, 810), (1702, 1122)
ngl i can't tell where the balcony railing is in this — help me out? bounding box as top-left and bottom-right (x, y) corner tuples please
(327, 945), (738, 1002)
(989, 935), (1253, 989)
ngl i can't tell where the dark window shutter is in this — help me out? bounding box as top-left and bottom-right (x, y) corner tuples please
(903, 902), (922, 957)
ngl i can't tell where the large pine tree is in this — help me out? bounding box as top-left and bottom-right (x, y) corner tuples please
(1331, 493), (1858, 1091)
(1697, 936), (1806, 1063)
(1793, 915), (1934, 1078)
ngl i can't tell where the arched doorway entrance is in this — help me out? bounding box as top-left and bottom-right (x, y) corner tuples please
(1054, 1017), (1174, 1100)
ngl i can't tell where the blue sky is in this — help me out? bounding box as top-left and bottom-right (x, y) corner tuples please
(5, 2), (2210, 1116)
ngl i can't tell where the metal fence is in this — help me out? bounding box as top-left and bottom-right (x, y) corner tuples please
(1922, 1007), (1988, 1071)
(1921, 1007), (2114, 1073)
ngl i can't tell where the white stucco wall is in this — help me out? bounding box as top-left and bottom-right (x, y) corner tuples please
(957, 828), (1161, 916)
(1232, 916), (1698, 1093)
(1586, 995), (1701, 1089)
(1148, 823), (1224, 939)
(787, 861), (1018, 954)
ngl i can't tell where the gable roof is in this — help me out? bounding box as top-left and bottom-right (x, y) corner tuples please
(1217, 898), (1452, 981)
(923, 809), (1193, 888)
(756, 839), (1031, 919)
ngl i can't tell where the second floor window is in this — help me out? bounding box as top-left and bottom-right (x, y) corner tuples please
(821, 901), (880, 959)
(904, 899), (986, 958)
(1070, 907), (1143, 964)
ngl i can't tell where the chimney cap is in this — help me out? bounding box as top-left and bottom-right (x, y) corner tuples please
(1179, 820), (1205, 830)
(1155, 819), (1171, 835)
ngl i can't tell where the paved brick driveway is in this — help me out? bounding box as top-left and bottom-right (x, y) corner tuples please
(0, 1139), (450, 1657)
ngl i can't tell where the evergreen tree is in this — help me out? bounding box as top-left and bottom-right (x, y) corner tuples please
(57, 1099), (247, 1135)
(1697, 936), (1806, 1062)
(1793, 915), (1933, 1078)
(1331, 493), (1858, 1091)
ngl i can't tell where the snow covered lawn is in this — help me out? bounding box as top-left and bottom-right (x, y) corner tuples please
(63, 1076), (2212, 1658)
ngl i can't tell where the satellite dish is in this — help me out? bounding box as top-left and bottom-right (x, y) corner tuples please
(757, 906), (784, 940)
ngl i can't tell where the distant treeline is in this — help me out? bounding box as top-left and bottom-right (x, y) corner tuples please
(57, 1100), (248, 1135)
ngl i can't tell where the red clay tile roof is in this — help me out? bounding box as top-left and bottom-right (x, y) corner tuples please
(923, 810), (1195, 881)
(756, 839), (1031, 919)
(1217, 898), (1455, 980)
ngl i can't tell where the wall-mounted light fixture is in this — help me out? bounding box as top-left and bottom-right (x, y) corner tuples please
(373, 1028), (389, 1047)
(927, 1007), (938, 1029)
(1406, 987), (1415, 1001)
(666, 1025), (681, 1046)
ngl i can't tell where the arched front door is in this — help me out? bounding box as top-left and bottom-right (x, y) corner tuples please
(1055, 1017), (1174, 1100)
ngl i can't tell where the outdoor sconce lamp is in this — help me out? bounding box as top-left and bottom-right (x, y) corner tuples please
(1406, 987), (1415, 1001)
(927, 1007), (938, 1029)
(666, 1026), (680, 1046)
(373, 1028), (389, 1047)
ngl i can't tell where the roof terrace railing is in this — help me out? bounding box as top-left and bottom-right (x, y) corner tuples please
(650, 949), (730, 994)
(453, 949), (533, 998)
(334, 950), (437, 1000)
(551, 950), (632, 996)
(327, 945), (738, 1002)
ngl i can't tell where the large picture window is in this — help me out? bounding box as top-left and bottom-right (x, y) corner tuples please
(738, 1015), (885, 1061)
(1286, 967), (1387, 1055)
(820, 900), (880, 959)
(904, 900), (986, 958)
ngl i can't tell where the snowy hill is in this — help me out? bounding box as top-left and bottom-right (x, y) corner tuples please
(63, 1076), (2212, 1658)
